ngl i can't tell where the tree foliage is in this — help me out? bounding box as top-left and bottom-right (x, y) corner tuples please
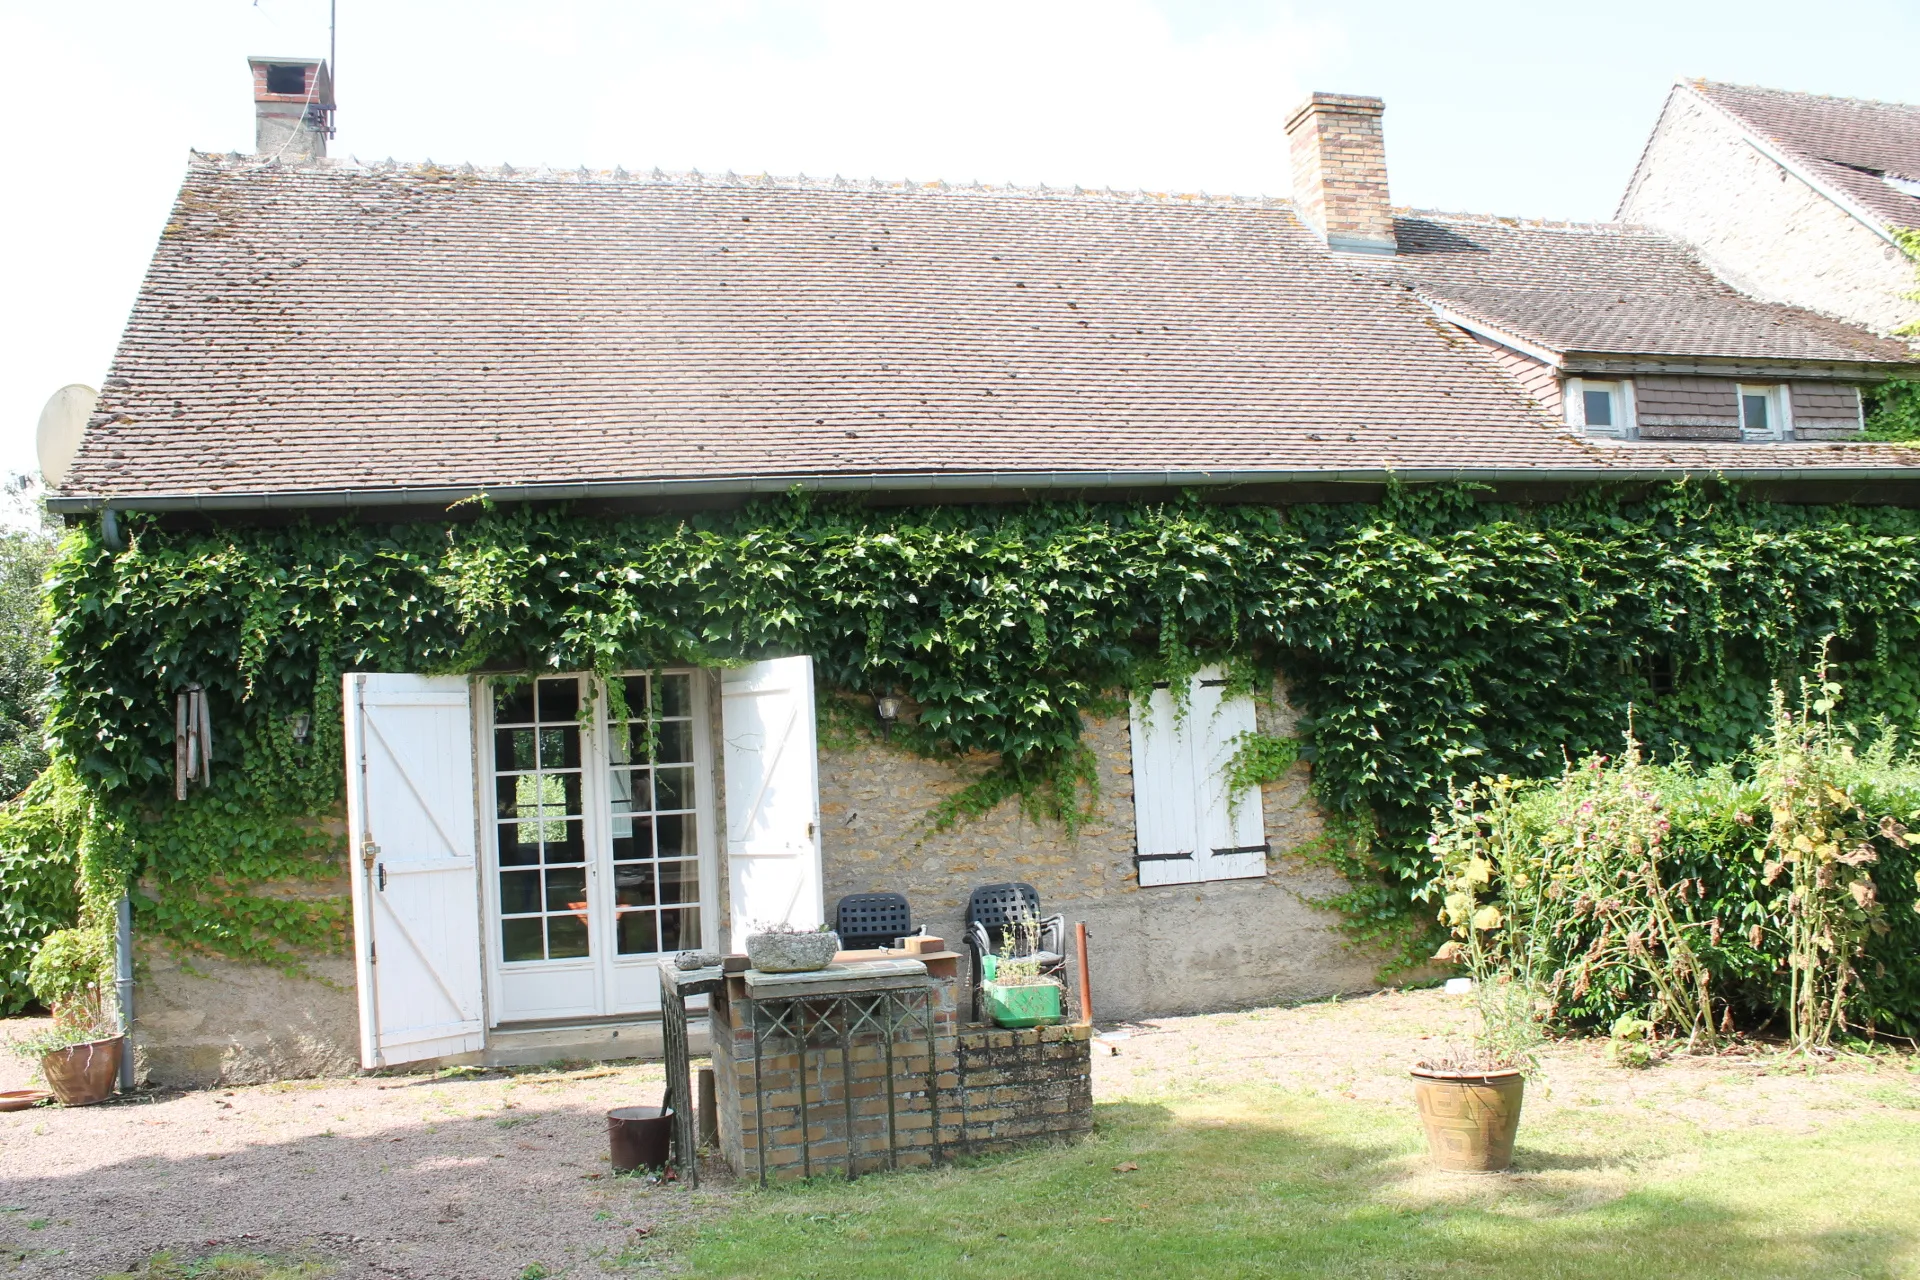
(0, 482), (60, 799)
(1865, 379), (1920, 442)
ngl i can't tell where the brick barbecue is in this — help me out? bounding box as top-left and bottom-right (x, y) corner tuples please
(666, 946), (1093, 1184)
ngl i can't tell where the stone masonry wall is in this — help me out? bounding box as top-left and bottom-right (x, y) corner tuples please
(136, 672), (1378, 1087)
(818, 680), (1380, 1021)
(1620, 88), (1918, 336)
(134, 870), (359, 1086)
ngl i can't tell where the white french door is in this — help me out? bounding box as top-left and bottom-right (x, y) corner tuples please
(480, 670), (718, 1023)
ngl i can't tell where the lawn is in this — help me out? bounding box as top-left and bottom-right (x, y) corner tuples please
(688, 995), (1920, 1280)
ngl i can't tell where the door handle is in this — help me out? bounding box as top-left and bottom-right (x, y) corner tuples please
(377, 863), (387, 892)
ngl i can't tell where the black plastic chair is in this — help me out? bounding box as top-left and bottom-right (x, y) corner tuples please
(964, 881), (1067, 1021)
(834, 892), (924, 951)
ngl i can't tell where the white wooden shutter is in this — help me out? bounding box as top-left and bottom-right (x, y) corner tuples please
(1194, 675), (1266, 882)
(1128, 681), (1201, 887)
(1127, 667), (1267, 888)
(721, 657), (824, 951)
(345, 673), (485, 1069)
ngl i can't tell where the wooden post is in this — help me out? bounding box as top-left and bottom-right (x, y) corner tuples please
(697, 1066), (718, 1147)
(1075, 922), (1093, 1026)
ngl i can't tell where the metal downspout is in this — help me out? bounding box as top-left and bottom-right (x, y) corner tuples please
(115, 895), (134, 1091)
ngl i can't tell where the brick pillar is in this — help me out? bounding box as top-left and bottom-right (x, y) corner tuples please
(1285, 91), (1396, 256)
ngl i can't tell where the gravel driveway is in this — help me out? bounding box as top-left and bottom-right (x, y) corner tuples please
(0, 1027), (731, 1279)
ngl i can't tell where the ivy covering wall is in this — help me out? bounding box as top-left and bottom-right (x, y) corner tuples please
(8, 484), (1920, 1013)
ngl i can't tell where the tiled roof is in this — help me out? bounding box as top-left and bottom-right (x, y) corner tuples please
(61, 157), (1920, 507)
(1693, 80), (1920, 232)
(1393, 212), (1916, 363)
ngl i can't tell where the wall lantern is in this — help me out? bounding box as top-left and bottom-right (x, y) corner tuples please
(290, 712), (313, 746)
(873, 694), (901, 739)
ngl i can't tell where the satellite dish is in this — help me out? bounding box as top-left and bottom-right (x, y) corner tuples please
(36, 384), (96, 487)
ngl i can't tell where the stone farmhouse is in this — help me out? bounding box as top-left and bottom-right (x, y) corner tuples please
(1621, 79), (1920, 336)
(47, 61), (1920, 1083)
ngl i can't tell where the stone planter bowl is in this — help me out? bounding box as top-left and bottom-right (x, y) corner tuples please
(746, 930), (841, 973)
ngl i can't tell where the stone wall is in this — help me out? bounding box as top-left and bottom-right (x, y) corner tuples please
(133, 673), (1379, 1087)
(818, 680), (1380, 1021)
(135, 912), (358, 1086)
(1620, 88), (1918, 336)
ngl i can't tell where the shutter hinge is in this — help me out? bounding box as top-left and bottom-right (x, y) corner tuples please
(1210, 844), (1272, 857)
(1135, 850), (1194, 864)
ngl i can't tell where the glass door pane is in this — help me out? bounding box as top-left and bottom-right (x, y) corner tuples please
(608, 672), (703, 957)
(492, 677), (591, 963)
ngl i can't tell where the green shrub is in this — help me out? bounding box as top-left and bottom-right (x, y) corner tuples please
(1430, 675), (1920, 1045)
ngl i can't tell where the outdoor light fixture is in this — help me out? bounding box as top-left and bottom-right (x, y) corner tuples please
(873, 693), (901, 739)
(290, 712), (312, 746)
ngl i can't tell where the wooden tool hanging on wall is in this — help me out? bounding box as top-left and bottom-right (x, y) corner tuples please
(174, 683), (214, 801)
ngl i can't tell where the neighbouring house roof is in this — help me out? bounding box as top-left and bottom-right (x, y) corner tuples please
(1691, 80), (1920, 234)
(55, 157), (1920, 513)
(1392, 211), (1916, 365)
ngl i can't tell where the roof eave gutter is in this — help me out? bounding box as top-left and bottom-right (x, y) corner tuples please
(1560, 351), (1920, 379)
(48, 464), (1920, 515)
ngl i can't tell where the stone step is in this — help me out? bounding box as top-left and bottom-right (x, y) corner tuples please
(481, 1015), (710, 1068)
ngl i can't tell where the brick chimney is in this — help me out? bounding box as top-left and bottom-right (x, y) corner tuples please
(247, 57), (335, 162)
(1285, 92), (1396, 255)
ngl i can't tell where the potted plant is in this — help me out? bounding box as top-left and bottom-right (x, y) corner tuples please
(744, 921), (842, 973)
(1409, 1041), (1527, 1174)
(980, 913), (1063, 1028)
(1419, 780), (1543, 1172)
(8, 927), (124, 1107)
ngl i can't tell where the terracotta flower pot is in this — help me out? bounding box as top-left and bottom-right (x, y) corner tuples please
(1411, 1066), (1524, 1172)
(40, 1036), (123, 1107)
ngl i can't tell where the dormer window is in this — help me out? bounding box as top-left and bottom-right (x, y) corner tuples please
(1566, 377), (1634, 438)
(1584, 386), (1618, 428)
(1737, 384), (1791, 440)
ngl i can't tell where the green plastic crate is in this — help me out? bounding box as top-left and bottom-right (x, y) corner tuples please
(982, 979), (1063, 1028)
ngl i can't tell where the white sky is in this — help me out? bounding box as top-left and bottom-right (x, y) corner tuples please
(2, 0), (1915, 485)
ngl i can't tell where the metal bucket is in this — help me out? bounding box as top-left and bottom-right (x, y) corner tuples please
(607, 1105), (674, 1173)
